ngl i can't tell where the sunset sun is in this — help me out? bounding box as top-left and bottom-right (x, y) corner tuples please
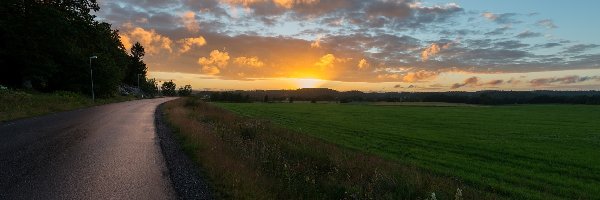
(295, 78), (325, 88)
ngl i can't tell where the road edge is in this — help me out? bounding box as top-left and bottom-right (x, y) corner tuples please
(155, 103), (213, 200)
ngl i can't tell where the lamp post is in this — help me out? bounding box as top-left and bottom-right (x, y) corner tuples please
(158, 80), (162, 97)
(137, 73), (144, 98)
(137, 74), (141, 90)
(89, 56), (98, 102)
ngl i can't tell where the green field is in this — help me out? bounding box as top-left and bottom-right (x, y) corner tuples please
(215, 102), (600, 199)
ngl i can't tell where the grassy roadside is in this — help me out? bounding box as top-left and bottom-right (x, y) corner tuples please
(162, 97), (496, 199)
(0, 89), (138, 122)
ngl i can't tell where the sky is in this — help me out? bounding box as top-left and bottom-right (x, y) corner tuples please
(94, 0), (600, 91)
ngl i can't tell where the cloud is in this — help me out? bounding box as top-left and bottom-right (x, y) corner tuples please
(233, 56), (265, 67)
(451, 76), (480, 89)
(536, 43), (562, 49)
(516, 30), (542, 38)
(421, 43), (441, 61)
(482, 12), (518, 24)
(96, 0), (600, 86)
(494, 40), (528, 49)
(482, 12), (497, 21)
(198, 50), (230, 75)
(530, 75), (600, 86)
(310, 36), (322, 48)
(358, 59), (369, 69)
(536, 19), (557, 29)
(563, 44), (600, 54)
(402, 70), (438, 82)
(421, 42), (453, 61)
(485, 79), (504, 86)
(315, 54), (336, 69)
(119, 26), (173, 54)
(181, 11), (200, 32)
(179, 36), (207, 53)
(485, 25), (510, 36)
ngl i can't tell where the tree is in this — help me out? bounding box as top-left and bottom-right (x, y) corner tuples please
(125, 42), (147, 86)
(178, 85), (192, 96)
(140, 78), (158, 97)
(161, 80), (177, 96)
(0, 0), (129, 97)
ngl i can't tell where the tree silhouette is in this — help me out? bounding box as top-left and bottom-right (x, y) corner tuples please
(161, 81), (177, 96)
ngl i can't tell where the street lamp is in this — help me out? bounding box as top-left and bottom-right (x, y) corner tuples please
(137, 73), (144, 98)
(158, 80), (163, 97)
(137, 73), (142, 90)
(89, 56), (98, 102)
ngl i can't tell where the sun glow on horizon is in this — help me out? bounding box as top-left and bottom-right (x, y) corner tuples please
(295, 78), (326, 88)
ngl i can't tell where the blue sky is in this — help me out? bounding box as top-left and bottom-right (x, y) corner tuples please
(437, 0), (600, 44)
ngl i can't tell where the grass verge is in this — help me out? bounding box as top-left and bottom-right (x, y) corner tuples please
(162, 97), (496, 199)
(0, 89), (137, 122)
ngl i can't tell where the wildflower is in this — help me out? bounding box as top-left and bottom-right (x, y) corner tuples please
(455, 188), (463, 200)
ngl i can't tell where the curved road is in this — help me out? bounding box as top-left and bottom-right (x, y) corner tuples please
(0, 98), (178, 199)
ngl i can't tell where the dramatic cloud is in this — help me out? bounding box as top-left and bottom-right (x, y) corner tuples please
(119, 26), (173, 54)
(93, 0), (600, 90)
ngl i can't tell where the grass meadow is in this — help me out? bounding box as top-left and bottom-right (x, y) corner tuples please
(164, 98), (487, 199)
(213, 102), (600, 199)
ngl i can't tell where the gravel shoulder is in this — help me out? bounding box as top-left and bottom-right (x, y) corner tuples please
(155, 104), (213, 200)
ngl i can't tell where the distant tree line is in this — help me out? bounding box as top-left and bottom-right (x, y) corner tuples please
(202, 89), (600, 105)
(0, 0), (163, 97)
(209, 92), (251, 102)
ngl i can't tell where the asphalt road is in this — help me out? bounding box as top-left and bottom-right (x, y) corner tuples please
(0, 98), (179, 199)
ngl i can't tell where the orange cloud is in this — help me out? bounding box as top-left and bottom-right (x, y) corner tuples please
(402, 70), (438, 82)
(181, 11), (200, 33)
(420, 43), (439, 61)
(198, 50), (230, 75)
(358, 58), (369, 69)
(233, 56), (265, 67)
(315, 54), (336, 69)
(119, 26), (173, 54)
(310, 36), (322, 48)
(421, 42), (453, 61)
(179, 36), (207, 53)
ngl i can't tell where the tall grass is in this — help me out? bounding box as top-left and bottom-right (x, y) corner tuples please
(163, 98), (494, 199)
